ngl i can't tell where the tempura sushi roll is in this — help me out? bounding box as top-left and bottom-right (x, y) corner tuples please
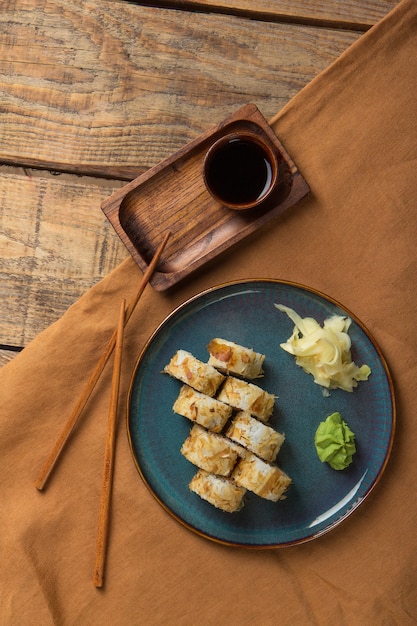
(189, 469), (246, 513)
(163, 350), (224, 396)
(181, 424), (243, 476)
(173, 385), (232, 433)
(216, 376), (275, 422)
(226, 411), (285, 463)
(207, 338), (265, 379)
(232, 453), (291, 501)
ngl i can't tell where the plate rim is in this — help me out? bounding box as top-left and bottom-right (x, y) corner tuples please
(126, 278), (396, 548)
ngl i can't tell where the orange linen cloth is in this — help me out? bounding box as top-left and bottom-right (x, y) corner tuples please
(1, 1), (416, 623)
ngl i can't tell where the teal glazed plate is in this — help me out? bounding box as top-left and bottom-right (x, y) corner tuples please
(127, 280), (395, 548)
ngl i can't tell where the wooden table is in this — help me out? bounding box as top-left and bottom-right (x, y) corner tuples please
(0, 0), (398, 367)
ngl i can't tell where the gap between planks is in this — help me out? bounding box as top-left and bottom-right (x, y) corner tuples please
(125, 0), (380, 32)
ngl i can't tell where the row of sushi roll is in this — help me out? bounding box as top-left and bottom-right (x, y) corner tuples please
(163, 339), (292, 513)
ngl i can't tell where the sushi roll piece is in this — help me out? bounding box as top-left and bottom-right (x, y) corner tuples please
(207, 338), (265, 379)
(226, 411), (285, 463)
(173, 385), (233, 433)
(216, 376), (275, 422)
(163, 349), (224, 396)
(181, 424), (243, 476)
(189, 469), (246, 513)
(232, 453), (291, 502)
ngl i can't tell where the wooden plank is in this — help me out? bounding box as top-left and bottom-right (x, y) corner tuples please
(0, 1), (361, 178)
(0, 168), (128, 347)
(142, 1), (399, 29)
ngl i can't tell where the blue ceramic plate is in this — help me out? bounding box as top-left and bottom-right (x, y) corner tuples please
(127, 280), (395, 547)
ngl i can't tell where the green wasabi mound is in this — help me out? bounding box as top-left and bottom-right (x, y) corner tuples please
(314, 412), (356, 470)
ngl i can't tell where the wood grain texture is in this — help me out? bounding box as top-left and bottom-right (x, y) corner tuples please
(0, 169), (127, 347)
(1, 1), (361, 178)
(146, 0), (398, 29)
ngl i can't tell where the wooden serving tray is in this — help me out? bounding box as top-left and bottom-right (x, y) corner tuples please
(101, 104), (309, 290)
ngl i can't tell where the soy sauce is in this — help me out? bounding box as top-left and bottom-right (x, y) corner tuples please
(205, 137), (273, 206)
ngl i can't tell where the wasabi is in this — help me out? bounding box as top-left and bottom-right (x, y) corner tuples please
(314, 412), (356, 470)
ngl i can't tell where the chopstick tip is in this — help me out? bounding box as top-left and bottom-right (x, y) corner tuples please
(93, 574), (104, 588)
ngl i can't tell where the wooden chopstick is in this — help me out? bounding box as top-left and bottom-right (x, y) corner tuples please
(34, 231), (170, 491)
(93, 298), (125, 588)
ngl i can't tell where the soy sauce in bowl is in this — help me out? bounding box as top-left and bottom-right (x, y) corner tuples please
(203, 134), (277, 210)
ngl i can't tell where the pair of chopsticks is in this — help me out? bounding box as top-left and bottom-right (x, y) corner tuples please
(34, 232), (170, 588)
